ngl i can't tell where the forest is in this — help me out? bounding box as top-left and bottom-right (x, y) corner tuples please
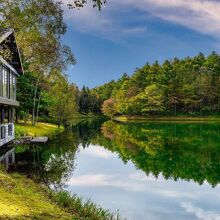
(0, 0), (105, 127)
(16, 50), (220, 124)
(2, 0), (220, 128)
(97, 52), (220, 118)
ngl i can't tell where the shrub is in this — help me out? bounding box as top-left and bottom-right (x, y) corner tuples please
(54, 190), (120, 220)
(101, 98), (117, 118)
(15, 126), (28, 139)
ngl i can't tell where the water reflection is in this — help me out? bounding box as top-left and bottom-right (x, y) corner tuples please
(67, 144), (220, 220)
(12, 119), (220, 219)
(99, 121), (220, 187)
(0, 147), (15, 170)
(14, 132), (78, 189)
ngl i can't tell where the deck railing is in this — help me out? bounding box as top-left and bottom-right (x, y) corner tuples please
(0, 123), (14, 146)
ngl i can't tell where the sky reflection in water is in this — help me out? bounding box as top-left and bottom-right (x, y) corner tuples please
(66, 144), (220, 220)
(13, 120), (220, 220)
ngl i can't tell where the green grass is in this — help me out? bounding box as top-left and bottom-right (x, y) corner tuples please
(15, 121), (64, 139)
(4, 121), (120, 219)
(0, 171), (72, 219)
(53, 191), (120, 220)
(114, 115), (220, 123)
(0, 171), (119, 220)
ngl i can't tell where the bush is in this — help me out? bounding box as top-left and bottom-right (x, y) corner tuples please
(0, 163), (6, 172)
(15, 126), (28, 139)
(101, 98), (117, 118)
(37, 115), (57, 124)
(53, 190), (120, 220)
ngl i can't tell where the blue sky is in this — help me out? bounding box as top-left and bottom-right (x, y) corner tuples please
(62, 0), (220, 88)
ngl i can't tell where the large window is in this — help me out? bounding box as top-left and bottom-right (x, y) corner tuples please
(2, 66), (9, 98)
(12, 74), (16, 100)
(9, 73), (16, 100)
(0, 64), (17, 100)
(0, 107), (14, 124)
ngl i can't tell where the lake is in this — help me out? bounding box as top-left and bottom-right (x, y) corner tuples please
(6, 119), (220, 220)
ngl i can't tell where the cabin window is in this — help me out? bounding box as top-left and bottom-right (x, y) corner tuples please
(0, 64), (17, 100)
(10, 72), (13, 99)
(9, 72), (16, 100)
(12, 74), (16, 100)
(2, 66), (9, 98)
(8, 124), (13, 136)
(1, 126), (6, 139)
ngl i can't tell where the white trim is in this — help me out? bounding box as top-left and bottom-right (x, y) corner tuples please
(0, 123), (15, 147)
(0, 30), (13, 44)
(0, 57), (19, 76)
(0, 97), (19, 106)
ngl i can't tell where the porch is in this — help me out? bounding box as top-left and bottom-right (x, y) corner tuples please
(0, 123), (14, 147)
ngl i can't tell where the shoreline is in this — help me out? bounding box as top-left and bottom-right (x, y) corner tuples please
(0, 170), (116, 219)
(114, 115), (220, 123)
(1, 121), (118, 220)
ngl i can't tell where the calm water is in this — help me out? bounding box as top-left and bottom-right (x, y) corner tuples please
(6, 120), (220, 219)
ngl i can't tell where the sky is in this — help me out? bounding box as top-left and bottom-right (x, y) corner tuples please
(62, 0), (220, 88)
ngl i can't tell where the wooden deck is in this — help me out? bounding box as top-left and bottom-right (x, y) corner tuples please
(31, 137), (48, 144)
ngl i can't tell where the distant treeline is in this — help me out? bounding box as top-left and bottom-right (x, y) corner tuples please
(91, 52), (220, 117)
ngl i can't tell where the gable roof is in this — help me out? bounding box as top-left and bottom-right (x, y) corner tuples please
(0, 29), (23, 75)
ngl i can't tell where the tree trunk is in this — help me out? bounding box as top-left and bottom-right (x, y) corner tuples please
(58, 116), (61, 128)
(35, 93), (42, 125)
(24, 109), (28, 124)
(32, 77), (40, 126)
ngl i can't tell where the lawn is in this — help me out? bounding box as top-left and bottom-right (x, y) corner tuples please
(15, 122), (64, 139)
(0, 170), (118, 220)
(0, 171), (72, 220)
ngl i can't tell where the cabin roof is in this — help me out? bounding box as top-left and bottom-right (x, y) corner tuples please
(0, 29), (23, 75)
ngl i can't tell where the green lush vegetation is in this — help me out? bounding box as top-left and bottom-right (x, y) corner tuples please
(0, 170), (72, 219)
(0, 0), (106, 129)
(0, 170), (117, 220)
(3, 0), (220, 126)
(91, 53), (220, 118)
(15, 122), (64, 139)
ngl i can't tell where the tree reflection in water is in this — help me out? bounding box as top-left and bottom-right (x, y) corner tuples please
(13, 119), (220, 188)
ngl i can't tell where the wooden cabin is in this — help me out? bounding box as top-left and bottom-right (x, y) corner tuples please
(0, 29), (23, 146)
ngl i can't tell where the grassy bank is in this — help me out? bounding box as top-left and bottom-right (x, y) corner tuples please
(114, 115), (220, 123)
(7, 121), (119, 219)
(0, 171), (117, 220)
(15, 121), (64, 139)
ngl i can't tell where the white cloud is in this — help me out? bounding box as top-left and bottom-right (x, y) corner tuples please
(63, 0), (220, 40)
(67, 172), (195, 199)
(133, 0), (220, 36)
(181, 202), (220, 220)
(68, 173), (146, 192)
(79, 144), (114, 158)
(62, 0), (147, 41)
